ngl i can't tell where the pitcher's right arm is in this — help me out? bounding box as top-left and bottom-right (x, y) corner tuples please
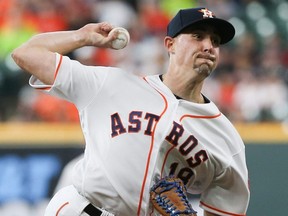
(12, 22), (117, 85)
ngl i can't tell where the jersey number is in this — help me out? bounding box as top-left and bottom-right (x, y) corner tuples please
(169, 162), (194, 185)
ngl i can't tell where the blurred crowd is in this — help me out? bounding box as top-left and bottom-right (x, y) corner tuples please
(1, 0), (288, 123)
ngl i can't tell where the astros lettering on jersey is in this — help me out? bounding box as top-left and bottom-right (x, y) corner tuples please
(30, 53), (250, 216)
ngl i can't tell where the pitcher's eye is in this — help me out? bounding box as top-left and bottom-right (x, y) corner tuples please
(192, 33), (202, 40)
(212, 37), (220, 47)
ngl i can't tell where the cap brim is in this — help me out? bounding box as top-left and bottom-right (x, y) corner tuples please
(189, 18), (235, 44)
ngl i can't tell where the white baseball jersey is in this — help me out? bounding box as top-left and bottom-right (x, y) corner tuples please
(30, 53), (250, 216)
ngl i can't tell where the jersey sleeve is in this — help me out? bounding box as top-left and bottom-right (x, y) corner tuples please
(199, 149), (250, 216)
(29, 53), (112, 110)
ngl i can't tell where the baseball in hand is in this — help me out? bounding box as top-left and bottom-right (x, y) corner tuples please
(109, 27), (130, 50)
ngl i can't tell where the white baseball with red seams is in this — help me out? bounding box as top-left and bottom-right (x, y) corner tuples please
(109, 27), (130, 50)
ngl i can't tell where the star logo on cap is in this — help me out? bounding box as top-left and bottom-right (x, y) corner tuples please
(199, 8), (214, 18)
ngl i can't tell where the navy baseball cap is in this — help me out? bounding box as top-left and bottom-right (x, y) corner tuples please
(167, 7), (235, 44)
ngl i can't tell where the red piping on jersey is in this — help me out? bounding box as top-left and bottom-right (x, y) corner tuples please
(56, 201), (69, 216)
(37, 54), (63, 90)
(180, 112), (221, 121)
(137, 77), (168, 216)
(200, 201), (246, 216)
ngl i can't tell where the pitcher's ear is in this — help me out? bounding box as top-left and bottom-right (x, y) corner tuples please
(164, 36), (175, 54)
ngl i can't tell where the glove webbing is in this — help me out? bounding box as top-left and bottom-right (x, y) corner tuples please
(151, 178), (197, 216)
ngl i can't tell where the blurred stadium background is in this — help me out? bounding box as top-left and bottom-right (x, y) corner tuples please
(0, 0), (287, 215)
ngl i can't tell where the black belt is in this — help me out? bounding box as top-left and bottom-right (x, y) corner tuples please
(83, 203), (102, 216)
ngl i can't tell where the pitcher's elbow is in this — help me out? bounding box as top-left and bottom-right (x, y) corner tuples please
(11, 47), (24, 68)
